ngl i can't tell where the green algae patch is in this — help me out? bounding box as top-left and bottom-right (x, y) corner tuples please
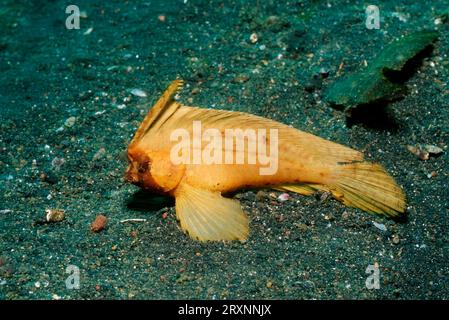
(325, 31), (439, 110)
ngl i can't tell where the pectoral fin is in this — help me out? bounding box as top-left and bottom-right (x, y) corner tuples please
(274, 184), (318, 196)
(174, 184), (249, 242)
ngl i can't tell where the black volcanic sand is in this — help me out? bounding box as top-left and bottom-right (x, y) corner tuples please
(1, 0), (448, 299)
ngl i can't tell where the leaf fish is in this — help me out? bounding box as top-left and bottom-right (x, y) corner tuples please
(125, 79), (406, 242)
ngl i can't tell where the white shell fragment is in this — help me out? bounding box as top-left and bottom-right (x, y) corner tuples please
(407, 144), (444, 160)
(45, 209), (65, 223)
(372, 221), (387, 231)
(130, 88), (147, 98)
(277, 193), (290, 202)
(83, 27), (94, 35)
(64, 116), (76, 128)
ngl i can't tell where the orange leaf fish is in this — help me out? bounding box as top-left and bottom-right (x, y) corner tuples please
(125, 79), (406, 242)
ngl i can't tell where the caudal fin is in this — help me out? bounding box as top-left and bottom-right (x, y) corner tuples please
(329, 162), (406, 217)
(277, 162), (406, 217)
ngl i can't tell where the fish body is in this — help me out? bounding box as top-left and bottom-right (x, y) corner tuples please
(126, 80), (406, 242)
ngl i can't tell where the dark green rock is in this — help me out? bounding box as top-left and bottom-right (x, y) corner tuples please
(325, 31), (439, 110)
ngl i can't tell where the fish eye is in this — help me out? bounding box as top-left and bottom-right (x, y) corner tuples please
(137, 161), (150, 174)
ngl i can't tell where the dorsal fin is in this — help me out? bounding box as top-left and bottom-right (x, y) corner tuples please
(129, 79), (184, 146)
(147, 105), (363, 166)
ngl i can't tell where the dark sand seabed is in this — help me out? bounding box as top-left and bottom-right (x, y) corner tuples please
(0, 0), (448, 299)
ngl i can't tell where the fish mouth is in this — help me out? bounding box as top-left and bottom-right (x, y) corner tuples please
(124, 166), (139, 184)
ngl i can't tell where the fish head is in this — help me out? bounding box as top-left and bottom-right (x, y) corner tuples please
(125, 149), (150, 186)
(125, 147), (184, 194)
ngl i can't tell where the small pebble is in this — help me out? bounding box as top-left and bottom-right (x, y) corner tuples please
(277, 193), (290, 202)
(319, 67), (330, 78)
(91, 215), (108, 233)
(249, 32), (258, 43)
(423, 144), (444, 154)
(51, 157), (65, 170)
(256, 190), (268, 201)
(130, 88), (147, 98)
(427, 171), (437, 179)
(296, 223), (308, 232)
(83, 27), (93, 35)
(407, 144), (444, 161)
(320, 192), (331, 202)
(92, 147), (106, 161)
(392, 234), (400, 245)
(373, 221), (387, 232)
(232, 74), (249, 83)
(45, 209), (65, 223)
(64, 116), (76, 128)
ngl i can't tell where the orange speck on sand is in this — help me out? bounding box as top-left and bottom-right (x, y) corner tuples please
(91, 214), (108, 233)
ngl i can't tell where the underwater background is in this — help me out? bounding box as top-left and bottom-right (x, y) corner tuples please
(0, 0), (448, 299)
